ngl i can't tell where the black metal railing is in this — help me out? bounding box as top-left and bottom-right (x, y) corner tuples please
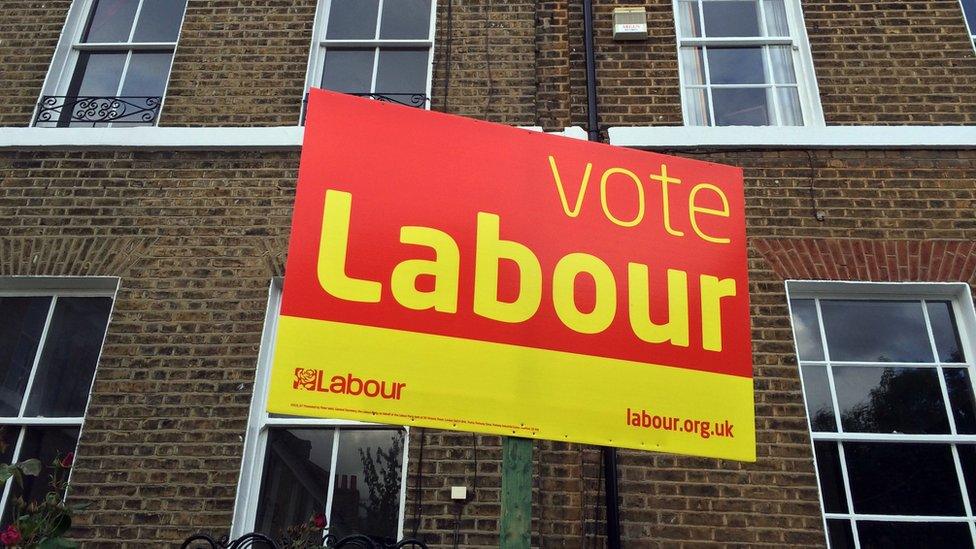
(182, 532), (429, 549)
(34, 95), (162, 127)
(301, 92), (429, 124)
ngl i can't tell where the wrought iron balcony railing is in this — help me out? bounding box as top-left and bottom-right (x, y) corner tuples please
(34, 95), (162, 127)
(182, 531), (429, 549)
(301, 92), (429, 124)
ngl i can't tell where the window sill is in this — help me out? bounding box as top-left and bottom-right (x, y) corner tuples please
(608, 125), (976, 149)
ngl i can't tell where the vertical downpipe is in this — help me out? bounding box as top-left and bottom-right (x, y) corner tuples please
(582, 0), (622, 547)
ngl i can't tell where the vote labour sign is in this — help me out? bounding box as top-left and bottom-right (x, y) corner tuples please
(268, 89), (756, 461)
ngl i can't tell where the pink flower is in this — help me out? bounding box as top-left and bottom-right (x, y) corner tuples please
(61, 452), (74, 468)
(0, 524), (22, 545)
(312, 513), (327, 529)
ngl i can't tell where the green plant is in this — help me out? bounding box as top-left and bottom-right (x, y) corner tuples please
(0, 451), (84, 548)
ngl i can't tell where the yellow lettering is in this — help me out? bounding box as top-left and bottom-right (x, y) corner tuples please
(599, 168), (645, 228)
(548, 155), (593, 218)
(391, 226), (460, 313)
(552, 253), (617, 334)
(316, 190), (381, 303)
(627, 265), (689, 347)
(689, 183), (731, 244)
(473, 213), (542, 323)
(649, 164), (684, 237)
(700, 275), (736, 351)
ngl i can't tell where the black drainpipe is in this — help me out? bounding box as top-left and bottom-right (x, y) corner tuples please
(581, 1), (622, 548)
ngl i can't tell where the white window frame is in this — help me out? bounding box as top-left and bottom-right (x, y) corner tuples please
(672, 0), (825, 127)
(0, 276), (119, 513)
(231, 279), (411, 540)
(786, 280), (976, 548)
(32, 0), (189, 127)
(300, 0), (438, 124)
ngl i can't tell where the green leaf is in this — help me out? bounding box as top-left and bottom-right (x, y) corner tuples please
(0, 463), (14, 484)
(17, 458), (42, 476)
(49, 513), (71, 538)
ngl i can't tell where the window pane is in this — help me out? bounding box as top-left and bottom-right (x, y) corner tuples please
(834, 367), (949, 434)
(712, 88), (770, 126)
(856, 521), (973, 548)
(702, 0), (760, 37)
(24, 297), (112, 417)
(1, 427), (79, 526)
(775, 87), (802, 126)
(945, 368), (976, 434)
(70, 52), (127, 96)
(120, 52), (173, 97)
(678, 1), (702, 37)
(0, 297), (51, 416)
(322, 48), (375, 93)
(801, 366), (836, 431)
(768, 46), (797, 84)
(926, 301), (964, 362)
(820, 300), (934, 363)
(826, 520), (855, 549)
(844, 442), (965, 516)
(789, 299), (824, 361)
(813, 441), (847, 513)
(82, 0), (139, 42)
(375, 48), (430, 100)
(680, 47), (705, 85)
(958, 445), (976, 507)
(962, 0), (976, 29)
(326, 0), (380, 39)
(683, 88), (710, 126)
(329, 429), (405, 541)
(707, 47), (766, 84)
(380, 0), (432, 39)
(255, 429), (334, 539)
(132, 0), (187, 42)
(763, 0), (790, 35)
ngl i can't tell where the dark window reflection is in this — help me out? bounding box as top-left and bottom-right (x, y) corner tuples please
(844, 442), (964, 516)
(322, 49), (374, 93)
(813, 442), (847, 513)
(0, 426), (19, 464)
(801, 366), (836, 431)
(255, 429), (334, 539)
(711, 88), (770, 126)
(375, 48), (429, 103)
(945, 368), (976, 434)
(0, 297), (51, 416)
(856, 521), (972, 548)
(132, 0), (187, 42)
(329, 429), (405, 542)
(820, 300), (933, 363)
(1, 427), (79, 526)
(25, 297), (112, 417)
(701, 1), (761, 37)
(326, 0), (380, 39)
(958, 445), (976, 508)
(926, 301), (964, 362)
(826, 519), (855, 549)
(707, 47), (765, 84)
(833, 367), (949, 434)
(82, 0), (139, 43)
(790, 299), (824, 361)
(379, 0), (431, 39)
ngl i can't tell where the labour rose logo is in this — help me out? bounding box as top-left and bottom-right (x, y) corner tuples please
(293, 368), (318, 390)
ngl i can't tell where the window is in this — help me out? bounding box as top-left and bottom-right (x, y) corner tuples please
(302, 0), (436, 119)
(787, 282), (976, 548)
(35, 0), (189, 127)
(673, 0), (822, 126)
(0, 277), (117, 522)
(961, 0), (976, 51)
(233, 281), (409, 542)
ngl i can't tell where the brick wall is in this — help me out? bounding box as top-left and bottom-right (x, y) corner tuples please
(2, 148), (973, 545)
